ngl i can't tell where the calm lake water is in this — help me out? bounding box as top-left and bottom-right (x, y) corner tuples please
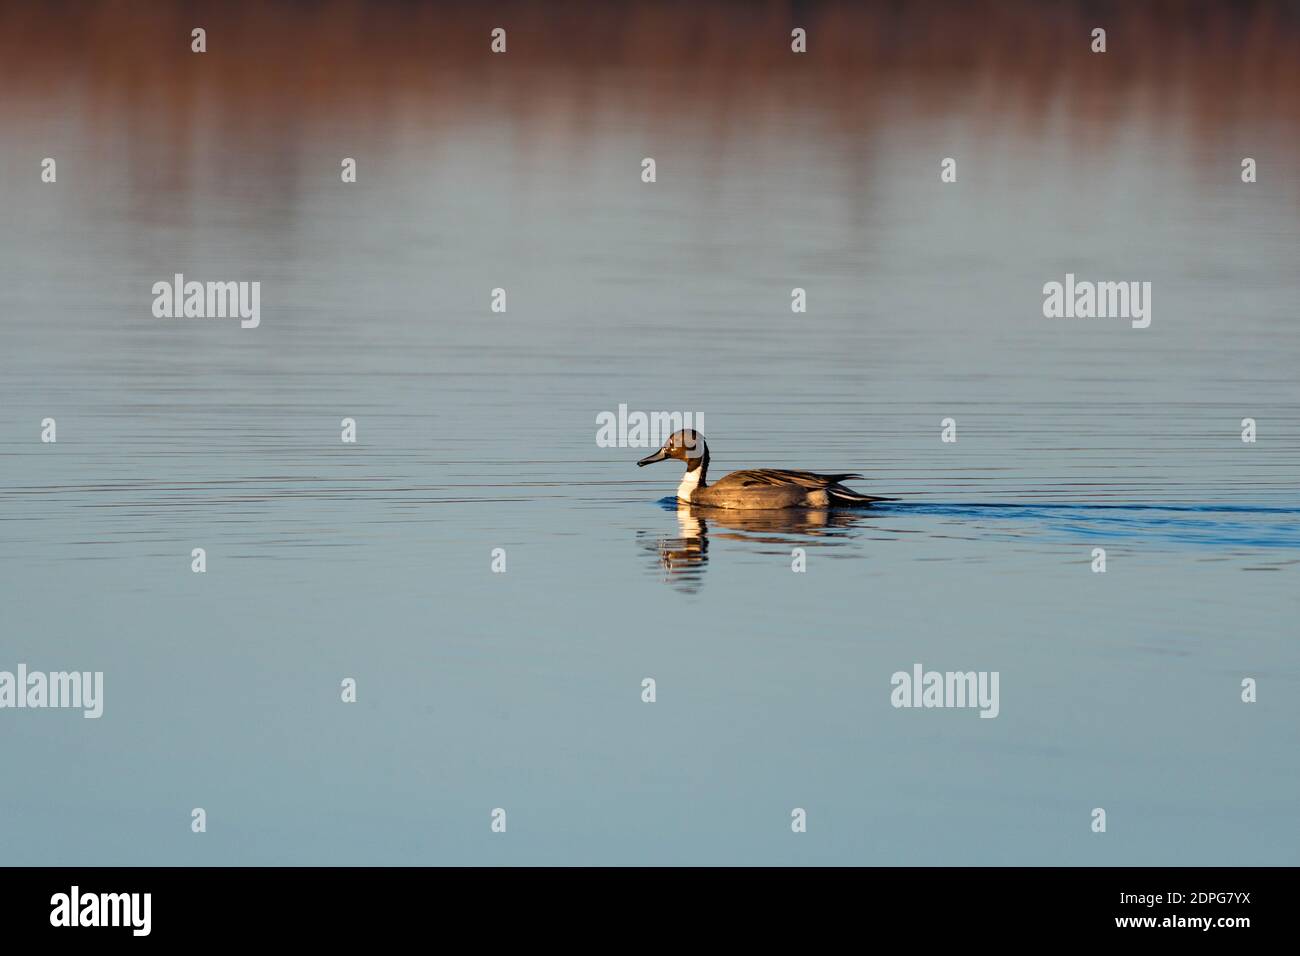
(1, 3), (1297, 865)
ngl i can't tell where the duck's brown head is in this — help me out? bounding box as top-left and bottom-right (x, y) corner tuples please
(637, 429), (709, 470)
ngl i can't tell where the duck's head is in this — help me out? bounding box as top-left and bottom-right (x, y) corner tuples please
(637, 429), (709, 470)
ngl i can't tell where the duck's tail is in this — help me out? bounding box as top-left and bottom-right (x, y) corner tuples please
(828, 480), (896, 506)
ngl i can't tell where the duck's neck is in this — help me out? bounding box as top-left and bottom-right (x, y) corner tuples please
(677, 448), (709, 502)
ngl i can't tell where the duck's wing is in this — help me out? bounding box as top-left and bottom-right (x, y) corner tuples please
(712, 468), (895, 504)
(714, 468), (866, 490)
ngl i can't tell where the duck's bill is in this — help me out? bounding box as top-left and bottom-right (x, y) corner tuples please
(637, 449), (669, 467)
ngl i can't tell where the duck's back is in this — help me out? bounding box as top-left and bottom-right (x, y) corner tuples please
(712, 468), (864, 490)
(694, 469), (888, 509)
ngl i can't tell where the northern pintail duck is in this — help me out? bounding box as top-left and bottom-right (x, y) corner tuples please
(637, 430), (891, 509)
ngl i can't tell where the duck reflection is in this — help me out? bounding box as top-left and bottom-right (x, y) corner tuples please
(637, 502), (875, 592)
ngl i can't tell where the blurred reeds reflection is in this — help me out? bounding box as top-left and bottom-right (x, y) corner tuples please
(1, 1), (1295, 162)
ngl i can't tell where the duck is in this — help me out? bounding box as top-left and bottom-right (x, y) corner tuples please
(637, 430), (892, 509)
